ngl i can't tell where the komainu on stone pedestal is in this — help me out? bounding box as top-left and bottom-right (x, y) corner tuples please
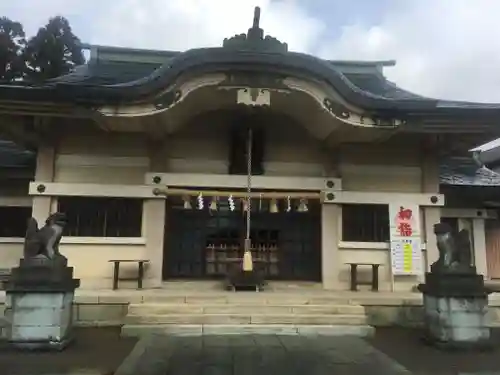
(418, 223), (492, 350)
(1, 213), (80, 351)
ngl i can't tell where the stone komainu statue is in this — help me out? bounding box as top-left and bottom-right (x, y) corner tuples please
(432, 222), (473, 273)
(23, 212), (67, 260)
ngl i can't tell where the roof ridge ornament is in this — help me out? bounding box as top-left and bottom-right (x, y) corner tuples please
(222, 7), (288, 53)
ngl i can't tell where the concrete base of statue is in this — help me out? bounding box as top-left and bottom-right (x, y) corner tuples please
(418, 271), (492, 350)
(2, 292), (75, 350)
(0, 255), (80, 351)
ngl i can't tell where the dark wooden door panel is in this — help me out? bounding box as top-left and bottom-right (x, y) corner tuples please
(163, 197), (321, 281)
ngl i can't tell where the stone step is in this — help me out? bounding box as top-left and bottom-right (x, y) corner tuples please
(140, 294), (356, 305)
(127, 303), (366, 316)
(124, 313), (368, 325)
(121, 324), (375, 337)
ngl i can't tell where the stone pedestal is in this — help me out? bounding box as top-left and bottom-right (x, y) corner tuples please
(1, 256), (80, 351)
(418, 271), (492, 350)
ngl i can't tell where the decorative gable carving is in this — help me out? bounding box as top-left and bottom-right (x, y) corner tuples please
(222, 7), (288, 53)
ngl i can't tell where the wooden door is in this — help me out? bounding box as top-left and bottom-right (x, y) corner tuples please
(163, 195), (322, 281)
(485, 220), (500, 279)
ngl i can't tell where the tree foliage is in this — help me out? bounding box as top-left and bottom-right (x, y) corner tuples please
(23, 16), (84, 82)
(0, 15), (84, 83)
(0, 17), (26, 82)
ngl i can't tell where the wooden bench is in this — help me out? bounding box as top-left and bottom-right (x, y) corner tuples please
(345, 262), (381, 292)
(108, 260), (149, 290)
(0, 268), (10, 290)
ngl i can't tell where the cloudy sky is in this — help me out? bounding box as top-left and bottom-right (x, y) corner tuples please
(1, 0), (499, 103)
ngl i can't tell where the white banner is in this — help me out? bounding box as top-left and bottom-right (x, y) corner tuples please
(389, 203), (423, 275)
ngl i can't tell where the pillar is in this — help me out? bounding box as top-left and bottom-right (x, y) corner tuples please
(421, 148), (441, 271)
(472, 218), (488, 277)
(144, 137), (168, 288)
(32, 145), (55, 223)
(143, 199), (165, 288)
(321, 204), (340, 290)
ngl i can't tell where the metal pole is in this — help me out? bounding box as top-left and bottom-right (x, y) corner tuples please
(244, 127), (253, 252)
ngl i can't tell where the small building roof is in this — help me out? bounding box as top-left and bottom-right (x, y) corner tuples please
(440, 156), (500, 186)
(0, 141), (35, 168)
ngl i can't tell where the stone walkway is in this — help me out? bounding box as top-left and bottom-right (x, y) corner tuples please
(116, 334), (412, 375)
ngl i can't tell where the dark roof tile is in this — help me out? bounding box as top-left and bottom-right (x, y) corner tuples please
(342, 73), (428, 101)
(51, 57), (426, 103)
(0, 141), (35, 168)
(50, 61), (161, 85)
(440, 156), (500, 186)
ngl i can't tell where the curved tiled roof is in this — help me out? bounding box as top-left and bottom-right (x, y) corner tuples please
(48, 61), (162, 85)
(49, 58), (429, 103)
(0, 5), (441, 113)
(0, 6), (498, 119)
(440, 156), (500, 186)
(5, 48), (495, 116)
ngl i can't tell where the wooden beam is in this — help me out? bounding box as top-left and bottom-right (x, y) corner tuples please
(29, 182), (159, 198)
(152, 187), (321, 199)
(144, 172), (337, 191)
(324, 190), (445, 206)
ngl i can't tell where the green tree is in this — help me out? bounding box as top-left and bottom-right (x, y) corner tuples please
(23, 16), (84, 82)
(0, 17), (26, 82)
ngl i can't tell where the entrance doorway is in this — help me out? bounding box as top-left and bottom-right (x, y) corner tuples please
(162, 195), (321, 281)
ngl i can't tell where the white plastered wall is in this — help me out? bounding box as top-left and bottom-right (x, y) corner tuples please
(165, 112), (327, 177)
(55, 132), (149, 184)
(0, 117), (447, 292)
(38, 131), (150, 289)
(335, 141), (432, 292)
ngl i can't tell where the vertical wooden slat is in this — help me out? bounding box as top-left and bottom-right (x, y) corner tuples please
(485, 220), (500, 279)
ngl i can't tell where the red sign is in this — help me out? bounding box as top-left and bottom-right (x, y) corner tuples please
(395, 206), (414, 237)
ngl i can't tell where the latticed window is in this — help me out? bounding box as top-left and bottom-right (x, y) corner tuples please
(0, 206), (32, 237)
(342, 204), (389, 242)
(57, 197), (142, 237)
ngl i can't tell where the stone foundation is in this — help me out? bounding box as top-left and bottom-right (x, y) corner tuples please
(2, 292), (75, 350)
(1, 292), (500, 328)
(422, 295), (490, 346)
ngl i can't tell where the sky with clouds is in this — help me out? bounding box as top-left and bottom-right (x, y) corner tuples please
(1, 0), (500, 103)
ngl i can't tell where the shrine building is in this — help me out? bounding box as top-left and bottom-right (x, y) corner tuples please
(1, 8), (500, 292)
